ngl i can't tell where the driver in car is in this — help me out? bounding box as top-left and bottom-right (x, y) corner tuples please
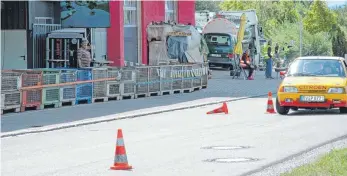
(320, 63), (334, 75)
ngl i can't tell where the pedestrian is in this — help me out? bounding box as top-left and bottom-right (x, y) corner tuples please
(77, 38), (92, 68)
(265, 41), (274, 79)
(241, 49), (255, 80)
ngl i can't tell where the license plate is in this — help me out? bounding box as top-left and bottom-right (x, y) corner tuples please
(300, 95), (325, 102)
(210, 54), (221, 57)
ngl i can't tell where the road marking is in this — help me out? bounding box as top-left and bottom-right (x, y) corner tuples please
(201, 146), (251, 150)
(204, 158), (260, 163)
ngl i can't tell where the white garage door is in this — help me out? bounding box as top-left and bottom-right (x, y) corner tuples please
(91, 28), (107, 61)
(1, 30), (27, 69)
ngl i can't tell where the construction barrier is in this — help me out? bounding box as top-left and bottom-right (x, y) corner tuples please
(1, 63), (209, 114)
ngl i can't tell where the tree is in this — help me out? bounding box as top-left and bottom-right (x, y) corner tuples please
(195, 0), (220, 12)
(303, 0), (337, 34)
(270, 22), (332, 59)
(219, 0), (301, 38)
(332, 27), (347, 57)
(332, 3), (347, 35)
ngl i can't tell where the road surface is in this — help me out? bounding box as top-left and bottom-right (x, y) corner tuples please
(1, 70), (281, 132)
(2, 97), (347, 176)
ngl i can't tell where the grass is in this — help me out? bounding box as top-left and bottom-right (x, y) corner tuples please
(281, 148), (347, 176)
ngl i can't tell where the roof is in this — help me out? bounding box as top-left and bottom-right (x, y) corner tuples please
(296, 56), (345, 61)
(50, 28), (85, 33)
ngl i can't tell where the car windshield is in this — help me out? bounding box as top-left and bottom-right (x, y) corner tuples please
(286, 59), (346, 77)
(204, 34), (232, 46)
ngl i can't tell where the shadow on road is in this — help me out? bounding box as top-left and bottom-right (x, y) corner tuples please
(288, 109), (341, 116)
(209, 67), (229, 71)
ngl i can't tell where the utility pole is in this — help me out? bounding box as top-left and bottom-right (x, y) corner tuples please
(296, 1), (303, 57)
(300, 20), (303, 57)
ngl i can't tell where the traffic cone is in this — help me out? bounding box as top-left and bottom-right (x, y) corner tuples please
(266, 92), (276, 114)
(207, 102), (229, 114)
(110, 129), (132, 170)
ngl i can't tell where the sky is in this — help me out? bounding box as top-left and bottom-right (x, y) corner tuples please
(326, 0), (347, 8)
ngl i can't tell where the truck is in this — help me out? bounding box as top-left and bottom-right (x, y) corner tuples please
(195, 11), (216, 33)
(202, 17), (238, 69)
(199, 9), (263, 70)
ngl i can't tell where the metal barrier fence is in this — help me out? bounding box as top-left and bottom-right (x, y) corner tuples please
(40, 69), (60, 108)
(76, 69), (93, 104)
(59, 69), (77, 106)
(11, 70), (43, 112)
(1, 63), (209, 114)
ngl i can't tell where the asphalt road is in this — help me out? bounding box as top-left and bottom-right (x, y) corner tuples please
(1, 70), (281, 132)
(2, 98), (347, 176)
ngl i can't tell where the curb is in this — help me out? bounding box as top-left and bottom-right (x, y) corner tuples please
(1, 93), (274, 138)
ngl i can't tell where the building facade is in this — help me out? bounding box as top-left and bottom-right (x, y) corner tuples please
(0, 1), (195, 69)
(107, 0), (196, 67)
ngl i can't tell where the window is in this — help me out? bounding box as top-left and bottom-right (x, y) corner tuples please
(204, 34), (234, 46)
(124, 0), (137, 26)
(287, 59), (346, 77)
(165, 0), (176, 22)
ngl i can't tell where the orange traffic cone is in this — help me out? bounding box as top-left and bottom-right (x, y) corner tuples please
(207, 102), (229, 114)
(266, 92), (276, 114)
(110, 129), (132, 170)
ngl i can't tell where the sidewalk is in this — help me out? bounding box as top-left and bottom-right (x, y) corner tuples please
(1, 70), (281, 132)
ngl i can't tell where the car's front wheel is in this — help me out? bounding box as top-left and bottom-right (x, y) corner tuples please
(340, 107), (347, 114)
(275, 97), (290, 115)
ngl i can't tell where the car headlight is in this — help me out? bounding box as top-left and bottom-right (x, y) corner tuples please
(328, 88), (344, 94)
(283, 86), (298, 93)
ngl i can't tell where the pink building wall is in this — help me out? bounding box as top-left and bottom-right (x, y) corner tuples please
(141, 1), (165, 65)
(177, 1), (195, 25)
(107, 1), (124, 67)
(107, 1), (195, 66)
